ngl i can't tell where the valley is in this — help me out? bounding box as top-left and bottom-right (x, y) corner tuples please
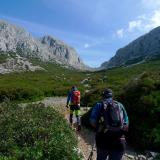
(0, 20), (160, 160)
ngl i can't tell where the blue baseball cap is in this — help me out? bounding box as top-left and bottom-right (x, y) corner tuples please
(103, 89), (113, 98)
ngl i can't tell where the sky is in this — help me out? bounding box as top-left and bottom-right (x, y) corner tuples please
(0, 0), (160, 67)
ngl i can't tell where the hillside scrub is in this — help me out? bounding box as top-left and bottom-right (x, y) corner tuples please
(81, 59), (160, 107)
(0, 54), (9, 63)
(81, 69), (160, 152)
(0, 59), (160, 103)
(118, 72), (160, 151)
(0, 59), (90, 102)
(0, 103), (81, 160)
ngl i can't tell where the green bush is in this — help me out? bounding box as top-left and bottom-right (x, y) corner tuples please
(119, 73), (160, 151)
(81, 89), (102, 107)
(0, 54), (9, 64)
(0, 87), (44, 102)
(0, 103), (81, 160)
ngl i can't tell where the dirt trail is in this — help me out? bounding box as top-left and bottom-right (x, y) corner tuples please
(24, 97), (96, 159)
(37, 97), (96, 159)
(22, 97), (148, 160)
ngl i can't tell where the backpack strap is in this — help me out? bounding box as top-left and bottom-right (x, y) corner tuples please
(97, 101), (110, 133)
(98, 101), (124, 133)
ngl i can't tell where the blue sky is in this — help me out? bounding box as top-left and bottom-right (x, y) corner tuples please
(1, 0), (160, 67)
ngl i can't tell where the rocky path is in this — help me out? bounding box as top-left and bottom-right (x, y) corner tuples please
(22, 97), (158, 160)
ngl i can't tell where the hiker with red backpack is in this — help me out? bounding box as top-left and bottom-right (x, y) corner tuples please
(90, 88), (129, 160)
(66, 86), (81, 131)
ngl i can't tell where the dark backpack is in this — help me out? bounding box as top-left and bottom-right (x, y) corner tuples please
(99, 101), (123, 132)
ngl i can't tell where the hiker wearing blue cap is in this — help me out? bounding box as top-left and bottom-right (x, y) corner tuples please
(90, 88), (129, 160)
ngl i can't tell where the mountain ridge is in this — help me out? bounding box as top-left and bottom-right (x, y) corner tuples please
(101, 26), (160, 69)
(0, 20), (89, 71)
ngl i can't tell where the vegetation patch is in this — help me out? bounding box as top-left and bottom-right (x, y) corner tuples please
(81, 59), (160, 152)
(1, 57), (160, 152)
(119, 72), (160, 151)
(0, 103), (81, 160)
(0, 54), (9, 64)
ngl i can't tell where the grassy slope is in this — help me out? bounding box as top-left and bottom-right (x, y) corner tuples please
(0, 60), (88, 102)
(81, 59), (160, 106)
(0, 58), (160, 103)
(0, 57), (160, 152)
(82, 59), (160, 152)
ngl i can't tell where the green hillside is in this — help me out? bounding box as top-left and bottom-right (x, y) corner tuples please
(0, 58), (160, 104)
(120, 71), (160, 151)
(82, 59), (160, 152)
(0, 60), (87, 102)
(0, 58), (160, 152)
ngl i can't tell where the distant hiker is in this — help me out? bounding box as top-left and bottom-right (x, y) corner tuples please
(90, 88), (129, 160)
(66, 86), (81, 131)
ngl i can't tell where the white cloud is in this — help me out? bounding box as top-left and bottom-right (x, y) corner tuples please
(128, 20), (142, 31)
(116, 29), (124, 38)
(115, 9), (160, 39)
(141, 0), (160, 9)
(83, 37), (106, 49)
(150, 10), (160, 27)
(136, 9), (160, 31)
(84, 43), (90, 48)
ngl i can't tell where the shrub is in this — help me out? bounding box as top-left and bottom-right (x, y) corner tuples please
(81, 108), (92, 129)
(0, 87), (44, 102)
(0, 103), (81, 160)
(119, 73), (160, 151)
(81, 88), (103, 107)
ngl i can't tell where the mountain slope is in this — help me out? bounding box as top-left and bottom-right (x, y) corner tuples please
(0, 20), (87, 70)
(101, 26), (160, 68)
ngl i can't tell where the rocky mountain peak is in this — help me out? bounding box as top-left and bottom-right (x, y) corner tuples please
(101, 26), (160, 69)
(40, 35), (85, 69)
(41, 35), (65, 46)
(0, 20), (88, 70)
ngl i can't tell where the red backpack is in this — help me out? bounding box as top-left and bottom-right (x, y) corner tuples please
(71, 90), (80, 105)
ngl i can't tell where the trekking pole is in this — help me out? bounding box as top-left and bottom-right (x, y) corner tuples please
(87, 136), (96, 160)
(87, 145), (94, 160)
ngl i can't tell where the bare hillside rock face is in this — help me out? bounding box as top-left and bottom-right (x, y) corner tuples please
(0, 20), (88, 70)
(101, 26), (160, 69)
(40, 35), (86, 69)
(0, 54), (43, 74)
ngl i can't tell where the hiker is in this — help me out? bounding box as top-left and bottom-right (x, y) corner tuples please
(66, 86), (81, 131)
(90, 88), (129, 160)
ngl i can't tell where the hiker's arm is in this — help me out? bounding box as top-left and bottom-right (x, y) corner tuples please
(120, 103), (129, 131)
(90, 103), (101, 128)
(66, 92), (71, 107)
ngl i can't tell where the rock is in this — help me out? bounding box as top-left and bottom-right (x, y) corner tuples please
(0, 55), (44, 74)
(80, 78), (89, 84)
(123, 154), (135, 159)
(137, 155), (147, 160)
(149, 151), (158, 158)
(40, 35), (87, 69)
(101, 26), (160, 68)
(0, 20), (89, 70)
